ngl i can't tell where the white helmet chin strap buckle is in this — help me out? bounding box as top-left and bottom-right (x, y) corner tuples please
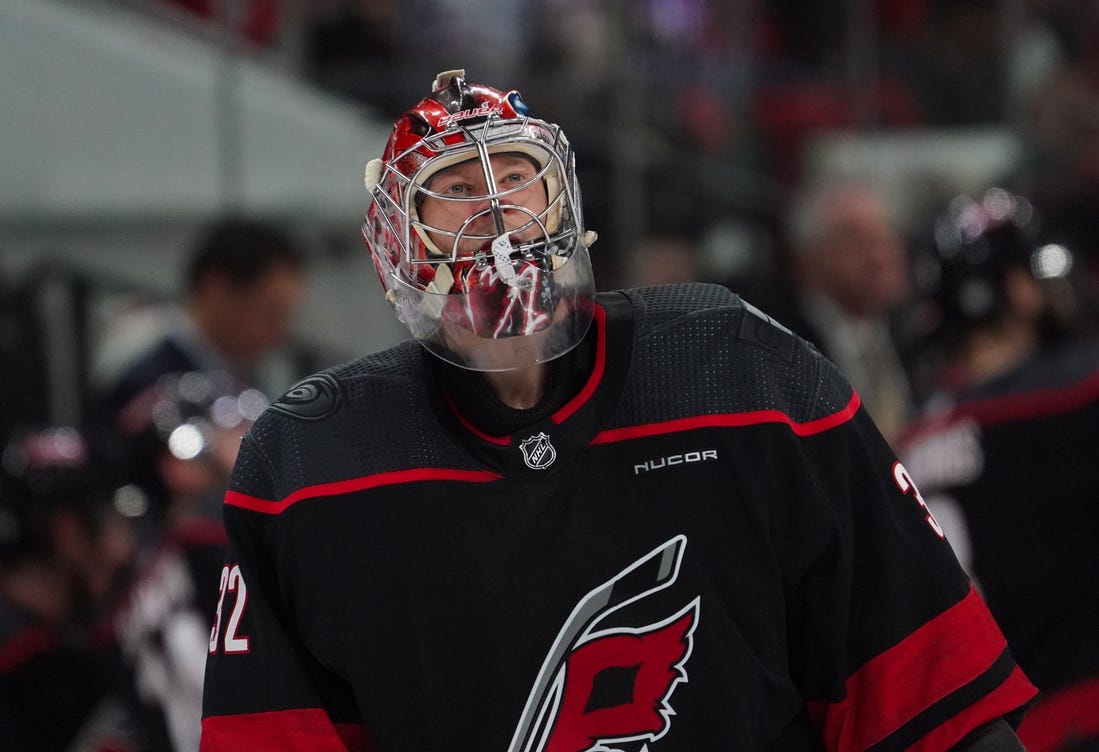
(491, 233), (530, 290)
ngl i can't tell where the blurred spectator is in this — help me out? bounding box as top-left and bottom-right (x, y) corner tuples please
(1016, 2), (1099, 299)
(0, 379), (263, 752)
(886, 0), (1006, 126)
(617, 234), (703, 288)
(0, 425), (148, 751)
(753, 1), (924, 186)
(771, 179), (915, 440)
(303, 0), (406, 114)
(0, 270), (49, 437)
(159, 0), (282, 47)
(109, 373), (265, 752)
(112, 371), (265, 527)
(897, 188), (1099, 752)
(95, 215), (309, 427)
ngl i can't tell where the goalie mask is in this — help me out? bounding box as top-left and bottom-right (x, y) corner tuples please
(362, 69), (596, 372)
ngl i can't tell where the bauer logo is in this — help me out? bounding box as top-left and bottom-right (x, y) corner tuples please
(439, 103), (505, 127)
(634, 450), (718, 475)
(520, 432), (557, 470)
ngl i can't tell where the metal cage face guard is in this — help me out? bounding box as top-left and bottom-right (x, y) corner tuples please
(363, 72), (596, 372)
(393, 118), (576, 264)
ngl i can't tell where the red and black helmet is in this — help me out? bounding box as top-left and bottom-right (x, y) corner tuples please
(362, 70), (596, 372)
(918, 188), (1076, 342)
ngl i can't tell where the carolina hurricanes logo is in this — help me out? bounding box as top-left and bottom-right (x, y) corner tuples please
(509, 536), (699, 752)
(543, 604), (698, 752)
(520, 432), (557, 470)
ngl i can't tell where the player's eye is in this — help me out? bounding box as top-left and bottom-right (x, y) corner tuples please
(439, 182), (470, 196)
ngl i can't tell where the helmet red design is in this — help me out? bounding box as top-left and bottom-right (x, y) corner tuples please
(363, 69), (596, 372)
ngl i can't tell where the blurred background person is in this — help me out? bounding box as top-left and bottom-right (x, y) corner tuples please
(159, 0), (282, 48)
(897, 187), (1099, 752)
(0, 379), (262, 752)
(303, 0), (405, 115)
(94, 215), (310, 426)
(770, 179), (916, 441)
(0, 424), (148, 751)
(617, 233), (704, 287)
(108, 372), (265, 752)
(111, 371), (265, 528)
(1015, 0), (1099, 285)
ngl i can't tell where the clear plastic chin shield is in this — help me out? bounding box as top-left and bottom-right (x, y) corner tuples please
(363, 71), (596, 372)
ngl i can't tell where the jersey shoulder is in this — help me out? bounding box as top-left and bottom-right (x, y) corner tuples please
(264, 340), (426, 422)
(611, 283), (854, 427)
(230, 341), (474, 502)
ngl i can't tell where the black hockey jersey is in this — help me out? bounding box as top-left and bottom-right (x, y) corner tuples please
(898, 339), (1099, 751)
(201, 284), (1035, 751)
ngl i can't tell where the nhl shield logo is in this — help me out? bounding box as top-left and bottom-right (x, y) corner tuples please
(519, 432), (557, 470)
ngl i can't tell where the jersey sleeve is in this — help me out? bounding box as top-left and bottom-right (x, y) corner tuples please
(788, 391), (1036, 751)
(200, 433), (371, 752)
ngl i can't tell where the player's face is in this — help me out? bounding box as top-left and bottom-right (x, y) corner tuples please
(207, 262), (306, 362)
(816, 192), (908, 317)
(418, 153), (549, 256)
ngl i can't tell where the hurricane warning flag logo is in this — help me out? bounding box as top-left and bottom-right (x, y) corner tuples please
(509, 536), (699, 752)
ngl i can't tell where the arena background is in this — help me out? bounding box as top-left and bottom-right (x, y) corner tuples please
(1, 0), (1088, 427)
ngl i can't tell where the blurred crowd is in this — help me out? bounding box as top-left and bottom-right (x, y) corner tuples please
(3, 0), (1099, 749)
(0, 216), (329, 751)
(156, 0), (1099, 298)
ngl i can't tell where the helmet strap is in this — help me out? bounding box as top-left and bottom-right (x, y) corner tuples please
(491, 234), (527, 289)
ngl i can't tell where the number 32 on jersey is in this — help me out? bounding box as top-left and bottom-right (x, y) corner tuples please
(209, 563), (251, 654)
(893, 461), (945, 538)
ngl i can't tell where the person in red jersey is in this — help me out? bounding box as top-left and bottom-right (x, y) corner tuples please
(200, 70), (1036, 751)
(898, 187), (1099, 752)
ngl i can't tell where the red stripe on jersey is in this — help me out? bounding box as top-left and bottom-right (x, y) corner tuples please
(807, 585), (1034, 751)
(224, 467), (502, 515)
(1017, 675), (1099, 751)
(446, 392), (510, 445)
(914, 666), (1036, 752)
(554, 303), (607, 424)
(444, 304), (609, 444)
(590, 391), (861, 444)
(200, 709), (373, 751)
(902, 369), (1099, 441)
(335, 722), (373, 751)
